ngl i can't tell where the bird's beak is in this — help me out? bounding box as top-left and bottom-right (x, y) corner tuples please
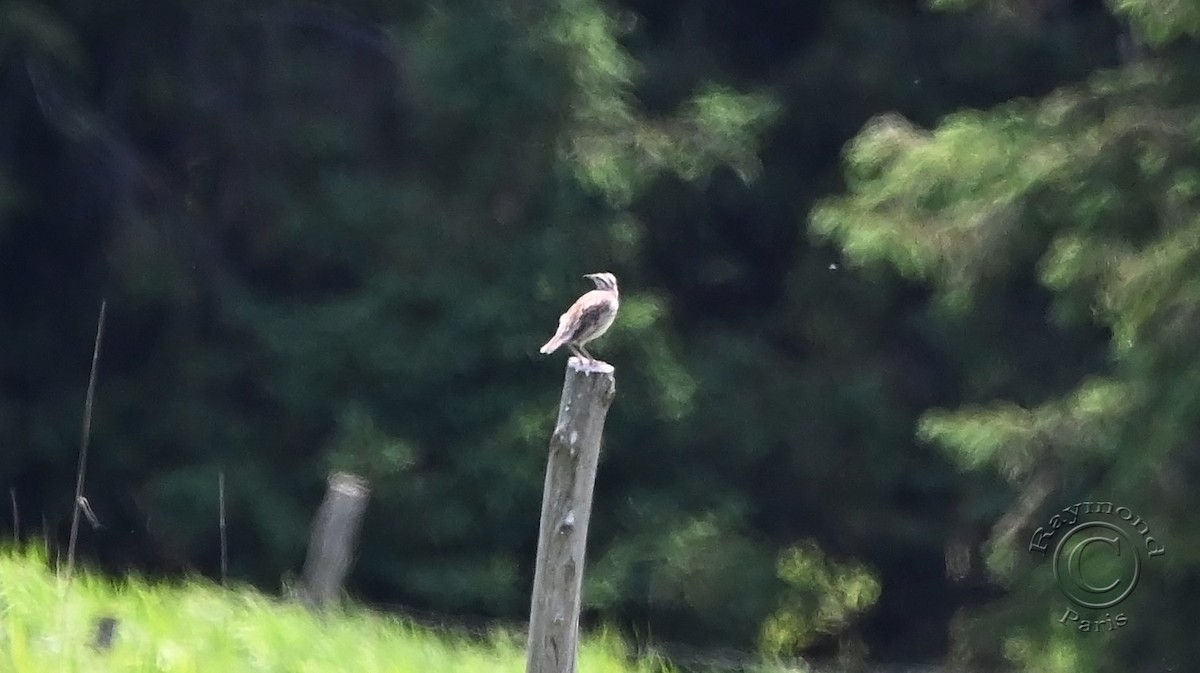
(582, 273), (595, 280)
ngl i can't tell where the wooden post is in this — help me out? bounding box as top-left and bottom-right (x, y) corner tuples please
(92, 615), (119, 651)
(300, 471), (370, 609)
(526, 356), (616, 673)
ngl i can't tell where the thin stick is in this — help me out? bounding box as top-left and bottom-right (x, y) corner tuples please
(65, 299), (107, 582)
(219, 469), (228, 584)
(10, 487), (18, 539)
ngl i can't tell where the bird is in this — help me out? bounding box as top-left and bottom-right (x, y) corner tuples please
(539, 272), (620, 364)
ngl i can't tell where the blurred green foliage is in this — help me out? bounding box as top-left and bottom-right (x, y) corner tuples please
(815, 0), (1200, 669)
(760, 541), (881, 656)
(4, 0), (1199, 670)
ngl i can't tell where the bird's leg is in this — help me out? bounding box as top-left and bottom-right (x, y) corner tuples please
(578, 344), (595, 363)
(568, 344), (586, 363)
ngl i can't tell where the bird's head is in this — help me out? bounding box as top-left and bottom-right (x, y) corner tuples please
(584, 272), (618, 293)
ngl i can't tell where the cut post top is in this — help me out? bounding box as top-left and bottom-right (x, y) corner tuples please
(567, 356), (615, 375)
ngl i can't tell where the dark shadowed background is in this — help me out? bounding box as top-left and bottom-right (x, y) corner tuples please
(3, 0), (1199, 670)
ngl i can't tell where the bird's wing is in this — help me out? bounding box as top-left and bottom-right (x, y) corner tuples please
(555, 305), (574, 331)
(551, 291), (604, 340)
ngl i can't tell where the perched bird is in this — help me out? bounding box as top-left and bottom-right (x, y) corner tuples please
(539, 272), (620, 364)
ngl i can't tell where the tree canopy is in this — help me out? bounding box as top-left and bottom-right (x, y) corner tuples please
(3, 0), (1198, 670)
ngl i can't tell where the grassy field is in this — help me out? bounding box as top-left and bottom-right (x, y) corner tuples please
(0, 547), (674, 673)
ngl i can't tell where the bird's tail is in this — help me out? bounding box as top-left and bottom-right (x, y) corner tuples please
(539, 336), (566, 354)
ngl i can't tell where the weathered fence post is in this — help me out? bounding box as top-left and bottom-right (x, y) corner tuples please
(300, 471), (370, 609)
(526, 357), (617, 673)
(92, 615), (119, 652)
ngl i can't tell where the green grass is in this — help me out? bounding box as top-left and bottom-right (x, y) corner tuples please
(0, 547), (673, 673)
